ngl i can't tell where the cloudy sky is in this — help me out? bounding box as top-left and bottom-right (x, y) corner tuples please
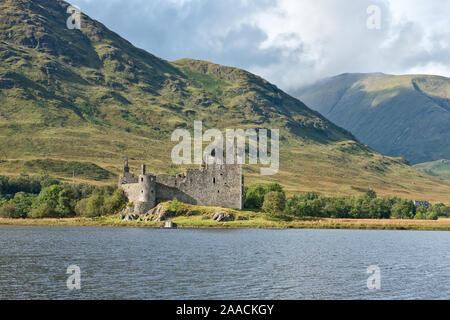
(74, 0), (450, 91)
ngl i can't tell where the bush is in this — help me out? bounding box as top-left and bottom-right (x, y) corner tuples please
(368, 198), (391, 219)
(426, 211), (438, 221)
(29, 205), (61, 218)
(365, 189), (377, 200)
(10, 192), (35, 218)
(32, 185), (62, 211)
(39, 175), (60, 189)
(170, 198), (180, 213)
(83, 194), (105, 218)
(428, 203), (449, 218)
(244, 184), (266, 209)
(244, 183), (284, 209)
(74, 198), (89, 217)
(31, 184), (80, 217)
(391, 200), (414, 219)
(0, 205), (19, 218)
(103, 189), (127, 214)
(414, 212), (426, 220)
(262, 191), (286, 215)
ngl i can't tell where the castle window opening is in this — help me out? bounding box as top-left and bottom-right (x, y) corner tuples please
(213, 177), (216, 184)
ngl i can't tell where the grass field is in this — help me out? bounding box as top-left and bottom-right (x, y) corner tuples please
(1, 215), (449, 231)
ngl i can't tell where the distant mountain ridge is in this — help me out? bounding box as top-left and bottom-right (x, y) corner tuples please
(295, 73), (450, 164)
(1, 0), (450, 202)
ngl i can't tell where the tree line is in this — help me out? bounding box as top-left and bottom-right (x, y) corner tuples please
(244, 183), (450, 220)
(0, 175), (126, 219)
(1, 175), (448, 220)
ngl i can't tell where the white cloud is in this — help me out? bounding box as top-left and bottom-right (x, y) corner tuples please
(75, 0), (450, 90)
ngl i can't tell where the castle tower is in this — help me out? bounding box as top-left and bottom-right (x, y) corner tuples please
(138, 173), (155, 204)
(123, 155), (130, 173)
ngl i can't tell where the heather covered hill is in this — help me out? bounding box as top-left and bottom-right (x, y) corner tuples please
(0, 0), (449, 203)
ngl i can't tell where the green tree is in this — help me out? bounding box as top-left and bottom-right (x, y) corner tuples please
(0, 204), (18, 218)
(83, 194), (105, 218)
(74, 198), (89, 217)
(9, 192), (35, 218)
(39, 175), (60, 189)
(264, 183), (284, 193)
(103, 189), (127, 214)
(244, 183), (285, 209)
(365, 189), (377, 200)
(262, 191), (286, 215)
(244, 184), (267, 209)
(29, 205), (60, 218)
(32, 185), (62, 210)
(57, 188), (74, 217)
(368, 198), (391, 219)
(391, 200), (415, 219)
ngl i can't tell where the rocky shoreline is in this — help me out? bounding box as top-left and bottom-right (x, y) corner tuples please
(120, 203), (233, 223)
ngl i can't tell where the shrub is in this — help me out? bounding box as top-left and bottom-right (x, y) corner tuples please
(74, 198), (89, 217)
(103, 189), (127, 214)
(428, 203), (449, 218)
(244, 184), (266, 209)
(262, 191), (286, 215)
(83, 194), (105, 218)
(170, 198), (180, 213)
(368, 198), (391, 219)
(365, 189), (377, 200)
(426, 211), (438, 221)
(32, 185), (62, 211)
(391, 200), (414, 219)
(245, 183), (284, 209)
(39, 175), (60, 189)
(29, 205), (61, 218)
(10, 192), (35, 218)
(0, 205), (18, 218)
(414, 212), (425, 220)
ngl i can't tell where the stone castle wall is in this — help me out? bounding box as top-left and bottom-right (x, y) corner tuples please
(155, 164), (243, 209)
(120, 174), (157, 213)
(118, 160), (243, 213)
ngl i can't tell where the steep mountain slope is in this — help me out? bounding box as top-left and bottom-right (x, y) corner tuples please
(295, 73), (450, 164)
(1, 0), (450, 203)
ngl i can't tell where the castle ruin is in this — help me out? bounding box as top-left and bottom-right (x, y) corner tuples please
(118, 156), (244, 213)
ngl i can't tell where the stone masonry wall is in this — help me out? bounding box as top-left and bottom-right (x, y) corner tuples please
(155, 164), (243, 209)
(119, 161), (243, 211)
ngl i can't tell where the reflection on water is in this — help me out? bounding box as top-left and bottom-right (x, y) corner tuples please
(0, 226), (449, 299)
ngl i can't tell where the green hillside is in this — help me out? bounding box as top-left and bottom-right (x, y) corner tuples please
(295, 73), (450, 165)
(414, 159), (450, 181)
(1, 0), (450, 203)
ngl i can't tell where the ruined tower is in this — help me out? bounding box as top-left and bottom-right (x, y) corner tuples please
(118, 154), (244, 214)
(118, 156), (156, 214)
